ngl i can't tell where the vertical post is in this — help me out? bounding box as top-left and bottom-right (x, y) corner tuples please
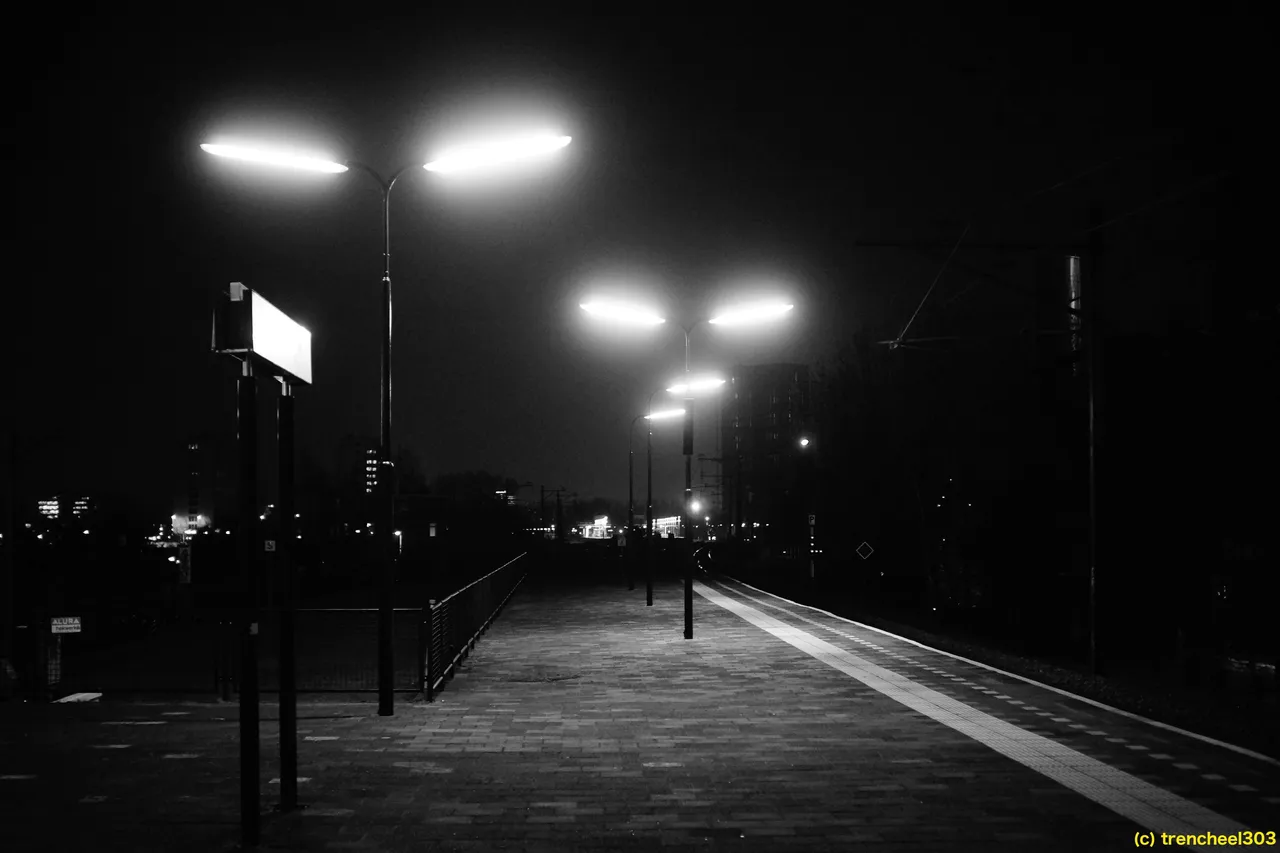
(627, 426), (635, 591)
(378, 183), (395, 718)
(277, 382), (297, 811)
(237, 359), (260, 847)
(683, 327), (694, 640)
(424, 601), (435, 702)
(1, 432), (14, 669)
(540, 486), (546, 536)
(646, 408), (654, 607)
(1084, 230), (1102, 676)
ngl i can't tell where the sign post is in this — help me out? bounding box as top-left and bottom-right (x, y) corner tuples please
(213, 282), (313, 842)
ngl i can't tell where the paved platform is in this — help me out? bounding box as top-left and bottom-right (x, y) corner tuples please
(2, 568), (1277, 852)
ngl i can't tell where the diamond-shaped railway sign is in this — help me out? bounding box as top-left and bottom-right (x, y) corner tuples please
(856, 541), (875, 560)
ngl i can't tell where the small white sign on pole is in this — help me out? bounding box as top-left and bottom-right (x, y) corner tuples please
(264, 540), (276, 552)
(808, 514), (816, 526)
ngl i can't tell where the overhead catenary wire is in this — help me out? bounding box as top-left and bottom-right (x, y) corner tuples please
(881, 155), (1131, 350)
(890, 223), (971, 349)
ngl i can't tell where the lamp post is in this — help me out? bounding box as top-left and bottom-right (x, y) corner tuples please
(636, 400), (685, 602)
(666, 371), (725, 640)
(580, 297), (794, 638)
(201, 131), (571, 717)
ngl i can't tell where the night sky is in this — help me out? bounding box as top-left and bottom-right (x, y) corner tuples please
(8, 8), (1262, 523)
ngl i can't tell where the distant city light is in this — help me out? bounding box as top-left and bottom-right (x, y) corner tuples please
(83, 530), (90, 535)
(799, 438), (810, 447)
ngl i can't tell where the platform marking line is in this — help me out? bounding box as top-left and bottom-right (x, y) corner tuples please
(716, 574), (1280, 768)
(698, 581), (1246, 849)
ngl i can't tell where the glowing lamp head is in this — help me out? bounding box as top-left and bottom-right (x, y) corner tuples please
(200, 143), (348, 173)
(645, 407), (686, 421)
(691, 501), (702, 513)
(667, 376), (726, 395)
(799, 438), (810, 447)
(709, 300), (795, 326)
(580, 300), (666, 327)
(424, 132), (571, 175)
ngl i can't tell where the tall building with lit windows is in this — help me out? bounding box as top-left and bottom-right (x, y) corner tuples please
(36, 495), (97, 528)
(365, 447), (380, 495)
(719, 363), (813, 542)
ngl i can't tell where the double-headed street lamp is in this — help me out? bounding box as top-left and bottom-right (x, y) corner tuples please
(202, 131), (571, 717)
(580, 297), (794, 639)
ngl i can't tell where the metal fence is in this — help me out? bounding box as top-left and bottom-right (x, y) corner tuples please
(21, 551), (531, 699)
(424, 551), (529, 701)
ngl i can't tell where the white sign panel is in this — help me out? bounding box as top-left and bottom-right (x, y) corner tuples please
(808, 514), (816, 526)
(251, 290), (312, 385)
(52, 617), (81, 634)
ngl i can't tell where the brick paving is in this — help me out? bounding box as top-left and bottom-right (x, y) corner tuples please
(2, 563), (1277, 852)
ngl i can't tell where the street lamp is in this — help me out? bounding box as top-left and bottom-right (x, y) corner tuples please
(579, 296), (794, 639)
(202, 129), (572, 719)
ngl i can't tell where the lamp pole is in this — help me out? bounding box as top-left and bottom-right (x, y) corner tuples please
(644, 387), (670, 607)
(346, 161), (415, 719)
(681, 322), (701, 640)
(627, 414), (647, 591)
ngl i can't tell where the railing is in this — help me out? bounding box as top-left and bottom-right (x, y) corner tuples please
(424, 551), (529, 701)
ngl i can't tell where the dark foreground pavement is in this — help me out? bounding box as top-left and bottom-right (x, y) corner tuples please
(2, 565), (1277, 852)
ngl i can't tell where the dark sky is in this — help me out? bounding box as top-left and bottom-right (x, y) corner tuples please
(7, 8), (1262, 522)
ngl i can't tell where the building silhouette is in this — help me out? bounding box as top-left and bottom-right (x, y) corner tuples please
(720, 363), (814, 544)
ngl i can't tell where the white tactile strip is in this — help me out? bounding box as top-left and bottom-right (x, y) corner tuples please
(698, 581), (1248, 849)
(710, 580), (1280, 801)
(718, 575), (1280, 770)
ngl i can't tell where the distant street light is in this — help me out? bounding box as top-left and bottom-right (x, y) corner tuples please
(580, 300), (667, 327)
(666, 376), (726, 395)
(202, 127), (572, 720)
(579, 290), (795, 639)
(799, 437), (810, 448)
(199, 143), (348, 173)
(708, 300), (794, 326)
(424, 133), (571, 175)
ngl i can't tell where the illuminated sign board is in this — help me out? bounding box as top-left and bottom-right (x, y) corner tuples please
(212, 282), (312, 385)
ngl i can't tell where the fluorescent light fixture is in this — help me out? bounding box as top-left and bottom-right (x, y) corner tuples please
(667, 376), (726, 395)
(645, 408), (686, 421)
(200, 143), (348, 173)
(424, 133), (571, 175)
(709, 300), (794, 326)
(580, 300), (665, 326)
